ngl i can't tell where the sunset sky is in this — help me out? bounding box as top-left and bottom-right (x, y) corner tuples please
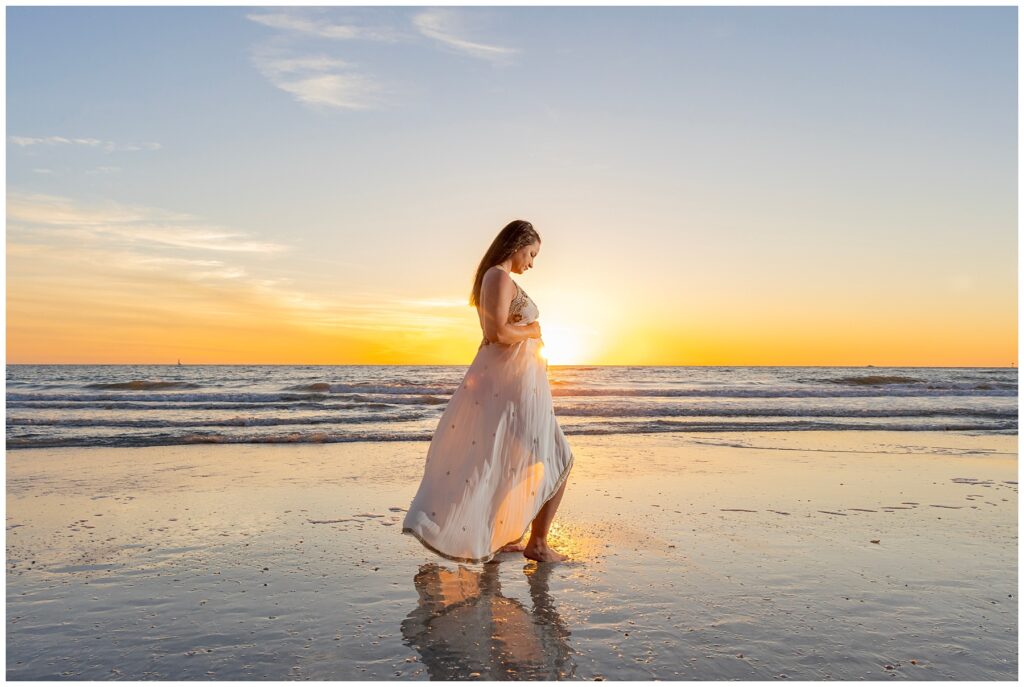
(7, 6), (1017, 366)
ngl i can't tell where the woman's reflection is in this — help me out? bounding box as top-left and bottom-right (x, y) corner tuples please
(401, 561), (575, 680)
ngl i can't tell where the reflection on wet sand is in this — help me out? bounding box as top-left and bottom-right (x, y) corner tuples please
(401, 561), (575, 679)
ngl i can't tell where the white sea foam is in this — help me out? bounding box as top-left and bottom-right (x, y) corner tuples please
(5, 364), (1017, 449)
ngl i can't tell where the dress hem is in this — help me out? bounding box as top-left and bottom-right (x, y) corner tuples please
(402, 450), (575, 565)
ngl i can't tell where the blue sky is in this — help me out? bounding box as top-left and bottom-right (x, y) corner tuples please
(6, 6), (1018, 365)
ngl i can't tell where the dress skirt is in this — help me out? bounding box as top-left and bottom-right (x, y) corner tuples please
(402, 333), (574, 564)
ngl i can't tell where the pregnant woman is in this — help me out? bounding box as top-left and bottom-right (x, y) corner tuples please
(403, 219), (574, 563)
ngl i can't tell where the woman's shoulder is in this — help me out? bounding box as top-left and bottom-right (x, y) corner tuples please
(483, 266), (515, 289)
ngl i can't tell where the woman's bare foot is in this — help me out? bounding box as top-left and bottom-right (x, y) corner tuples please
(498, 542), (526, 553)
(523, 540), (568, 562)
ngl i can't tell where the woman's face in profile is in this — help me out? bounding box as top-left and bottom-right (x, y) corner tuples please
(513, 241), (540, 274)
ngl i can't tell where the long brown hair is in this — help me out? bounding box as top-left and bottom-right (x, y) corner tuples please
(469, 219), (542, 307)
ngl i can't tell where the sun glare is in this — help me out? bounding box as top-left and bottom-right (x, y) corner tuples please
(538, 327), (585, 366)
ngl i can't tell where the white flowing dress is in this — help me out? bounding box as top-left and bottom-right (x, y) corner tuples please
(402, 279), (575, 564)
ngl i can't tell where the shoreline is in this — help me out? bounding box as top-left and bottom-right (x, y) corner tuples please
(6, 427), (1018, 452)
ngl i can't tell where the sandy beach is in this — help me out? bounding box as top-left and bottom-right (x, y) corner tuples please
(6, 430), (1017, 680)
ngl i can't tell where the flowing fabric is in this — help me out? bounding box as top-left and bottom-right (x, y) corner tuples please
(402, 279), (575, 564)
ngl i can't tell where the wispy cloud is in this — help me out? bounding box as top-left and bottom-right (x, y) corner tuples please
(246, 8), (519, 112)
(412, 8), (517, 63)
(7, 191), (477, 361)
(9, 136), (161, 152)
(246, 9), (399, 111)
(85, 166), (121, 175)
(6, 192), (467, 326)
(7, 192), (285, 253)
(9, 234), (467, 335)
(6, 193), (312, 342)
(246, 11), (401, 42)
(251, 50), (384, 111)
(400, 297), (467, 309)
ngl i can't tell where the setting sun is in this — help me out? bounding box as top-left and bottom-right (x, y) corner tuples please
(537, 326), (587, 366)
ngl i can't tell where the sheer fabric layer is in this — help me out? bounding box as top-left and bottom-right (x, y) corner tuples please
(403, 281), (573, 564)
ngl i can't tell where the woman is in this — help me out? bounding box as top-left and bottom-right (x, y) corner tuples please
(402, 219), (574, 564)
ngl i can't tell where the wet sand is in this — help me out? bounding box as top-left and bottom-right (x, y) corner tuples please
(6, 431), (1017, 680)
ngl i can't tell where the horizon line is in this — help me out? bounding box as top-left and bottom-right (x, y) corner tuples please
(5, 362), (1018, 369)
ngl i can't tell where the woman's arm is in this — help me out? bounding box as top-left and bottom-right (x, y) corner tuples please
(480, 269), (541, 345)
(503, 321), (541, 344)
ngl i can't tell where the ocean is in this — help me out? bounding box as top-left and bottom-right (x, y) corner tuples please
(5, 365), (1017, 449)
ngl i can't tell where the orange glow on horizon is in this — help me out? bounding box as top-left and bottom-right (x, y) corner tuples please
(7, 309), (1017, 367)
(6, 238), (1016, 367)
